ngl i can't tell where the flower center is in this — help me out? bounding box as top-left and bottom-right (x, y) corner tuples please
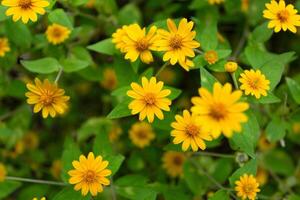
(277, 10), (289, 23)
(173, 156), (183, 166)
(209, 103), (227, 121)
(40, 93), (54, 106)
(83, 170), (96, 183)
(170, 34), (183, 50)
(185, 124), (199, 136)
(204, 50), (218, 65)
(248, 78), (260, 90)
(18, 0), (32, 9)
(243, 184), (254, 194)
(136, 131), (147, 140)
(136, 38), (149, 52)
(144, 93), (156, 105)
(52, 28), (63, 38)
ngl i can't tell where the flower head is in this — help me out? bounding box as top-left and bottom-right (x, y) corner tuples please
(0, 163), (6, 182)
(68, 152), (112, 196)
(204, 50), (218, 65)
(241, 0), (249, 12)
(108, 125), (122, 142)
(235, 174), (260, 200)
(258, 134), (276, 151)
(156, 18), (200, 71)
(51, 160), (62, 179)
(256, 167), (268, 186)
(25, 78), (70, 118)
(263, 0), (300, 33)
(239, 69), (270, 99)
(22, 132), (39, 150)
(191, 82), (249, 138)
(0, 38), (10, 57)
(127, 77), (172, 123)
(2, 0), (49, 24)
(32, 197), (46, 200)
(112, 24), (159, 64)
(208, 0), (224, 5)
(100, 68), (118, 90)
(129, 122), (155, 148)
(46, 24), (71, 45)
(86, 0), (95, 8)
(162, 151), (186, 177)
(171, 110), (212, 151)
(225, 61), (238, 73)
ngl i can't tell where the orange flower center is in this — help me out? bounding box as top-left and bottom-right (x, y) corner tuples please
(18, 0), (32, 9)
(136, 131), (147, 140)
(243, 184), (255, 194)
(209, 103), (227, 121)
(52, 28), (63, 38)
(136, 38), (149, 52)
(83, 170), (97, 183)
(170, 35), (183, 50)
(204, 50), (218, 65)
(248, 78), (260, 90)
(185, 124), (199, 136)
(40, 93), (54, 106)
(144, 93), (156, 105)
(277, 10), (289, 23)
(173, 156), (184, 166)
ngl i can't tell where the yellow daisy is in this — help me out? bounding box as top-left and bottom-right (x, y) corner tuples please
(50, 160), (62, 180)
(208, 0), (224, 5)
(25, 78), (70, 118)
(171, 110), (212, 151)
(224, 61), (238, 73)
(258, 133), (276, 151)
(46, 24), (71, 45)
(32, 197), (46, 200)
(235, 174), (260, 200)
(85, 0), (95, 8)
(263, 0), (300, 33)
(0, 163), (6, 182)
(108, 125), (122, 142)
(256, 167), (268, 186)
(293, 122), (300, 134)
(191, 82), (249, 138)
(22, 132), (39, 150)
(68, 152), (112, 196)
(239, 69), (270, 99)
(129, 122), (155, 148)
(2, 0), (49, 24)
(162, 151), (186, 178)
(100, 68), (118, 91)
(127, 76), (172, 123)
(156, 18), (200, 71)
(204, 50), (218, 65)
(0, 38), (10, 57)
(112, 24), (159, 64)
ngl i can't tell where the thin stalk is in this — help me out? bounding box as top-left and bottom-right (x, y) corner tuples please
(231, 23), (249, 60)
(55, 68), (63, 84)
(194, 49), (204, 54)
(110, 177), (117, 200)
(231, 73), (239, 89)
(155, 62), (169, 77)
(6, 176), (68, 186)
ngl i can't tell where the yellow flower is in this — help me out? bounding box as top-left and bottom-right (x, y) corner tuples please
(162, 151), (186, 177)
(235, 174), (260, 200)
(112, 24), (159, 64)
(46, 24), (71, 45)
(108, 125), (122, 142)
(263, 0), (300, 33)
(14, 140), (25, 155)
(208, 0), (224, 5)
(50, 160), (62, 179)
(156, 18), (200, 71)
(22, 132), (39, 150)
(171, 110), (212, 151)
(2, 0), (49, 24)
(86, 0), (95, 8)
(0, 163), (6, 182)
(68, 152), (112, 196)
(100, 68), (118, 90)
(241, 0), (249, 12)
(204, 50), (218, 65)
(239, 69), (270, 99)
(258, 134), (276, 151)
(191, 82), (249, 138)
(0, 37), (10, 57)
(129, 122), (155, 148)
(224, 61), (238, 73)
(127, 77), (171, 123)
(256, 167), (268, 186)
(25, 78), (70, 118)
(293, 122), (300, 134)
(32, 197), (46, 200)
(157, 67), (176, 85)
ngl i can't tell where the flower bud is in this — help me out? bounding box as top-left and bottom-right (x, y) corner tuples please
(225, 61), (238, 73)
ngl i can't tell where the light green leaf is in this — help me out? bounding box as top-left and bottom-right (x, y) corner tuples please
(53, 187), (90, 200)
(87, 38), (116, 56)
(286, 78), (300, 104)
(200, 67), (218, 91)
(60, 58), (89, 73)
(106, 154), (125, 176)
(250, 22), (273, 43)
(116, 185), (157, 200)
(229, 159), (257, 186)
(208, 190), (230, 200)
(21, 57), (60, 74)
(48, 9), (73, 29)
(265, 117), (286, 142)
(5, 20), (32, 49)
(0, 181), (22, 199)
(117, 3), (142, 25)
(93, 129), (113, 157)
(247, 92), (281, 104)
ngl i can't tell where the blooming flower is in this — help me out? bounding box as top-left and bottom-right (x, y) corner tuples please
(171, 110), (212, 151)
(224, 61), (238, 73)
(162, 151), (186, 177)
(0, 38), (10, 57)
(25, 78), (70, 118)
(100, 68), (118, 90)
(68, 152), (112, 196)
(263, 0), (300, 33)
(2, 0), (49, 24)
(0, 163), (6, 182)
(191, 82), (249, 138)
(127, 76), (171, 123)
(204, 50), (218, 65)
(46, 24), (71, 45)
(256, 167), (268, 186)
(112, 25), (128, 53)
(129, 122), (155, 148)
(156, 18), (200, 71)
(239, 69), (270, 99)
(208, 0), (224, 5)
(235, 174), (260, 200)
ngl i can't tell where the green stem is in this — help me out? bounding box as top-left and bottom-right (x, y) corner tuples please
(231, 73), (239, 89)
(110, 177), (117, 200)
(155, 62), (169, 77)
(55, 68), (64, 84)
(194, 49), (204, 54)
(5, 176), (68, 186)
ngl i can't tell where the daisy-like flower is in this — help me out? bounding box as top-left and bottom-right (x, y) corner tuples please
(235, 174), (260, 200)
(171, 110), (212, 151)
(263, 0), (300, 33)
(129, 122), (155, 148)
(162, 151), (186, 178)
(0, 163), (6, 182)
(191, 82), (249, 138)
(204, 50), (218, 65)
(100, 68), (118, 91)
(108, 125), (122, 142)
(0, 38), (10, 57)
(127, 76), (172, 123)
(241, 0), (249, 12)
(25, 78), (70, 118)
(68, 152), (112, 196)
(256, 167), (268, 186)
(32, 197), (46, 200)
(239, 69), (270, 99)
(112, 24), (159, 64)
(2, 0), (50, 24)
(156, 18), (200, 71)
(208, 0), (224, 5)
(50, 160), (62, 180)
(46, 24), (71, 45)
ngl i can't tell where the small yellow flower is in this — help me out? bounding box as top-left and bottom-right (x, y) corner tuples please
(25, 78), (70, 118)
(68, 152), (112, 196)
(86, 0), (95, 8)
(162, 151), (186, 177)
(127, 77), (172, 123)
(22, 132), (39, 150)
(258, 134), (276, 151)
(156, 18), (200, 71)
(50, 160), (62, 180)
(204, 50), (218, 65)
(0, 163), (6, 182)
(171, 110), (212, 151)
(100, 68), (118, 90)
(191, 82), (249, 138)
(157, 67), (176, 85)
(0, 38), (10, 57)
(112, 24), (159, 64)
(32, 197), (46, 200)
(239, 69), (270, 99)
(2, 0), (49, 24)
(292, 122), (300, 134)
(14, 140), (25, 155)
(263, 0), (300, 33)
(224, 61), (238, 73)
(46, 24), (71, 45)
(241, 0), (249, 12)
(208, 0), (224, 5)
(129, 122), (155, 148)
(235, 174), (260, 200)
(108, 125), (122, 142)
(256, 167), (268, 186)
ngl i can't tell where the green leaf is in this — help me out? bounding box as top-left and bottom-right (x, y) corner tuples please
(105, 154), (125, 176)
(251, 22), (273, 43)
(212, 158), (233, 183)
(229, 159), (257, 186)
(53, 187), (90, 200)
(113, 57), (139, 86)
(115, 175), (148, 187)
(116, 185), (157, 200)
(247, 92), (281, 104)
(117, 4), (142, 25)
(21, 57), (60, 74)
(5, 20), (32, 49)
(48, 9), (73, 29)
(87, 38), (116, 56)
(93, 129), (113, 157)
(165, 86), (182, 100)
(107, 97), (132, 119)
(60, 58), (89, 73)
(286, 78), (300, 104)
(0, 5), (8, 22)
(0, 181), (22, 199)
(200, 67), (218, 91)
(288, 194), (300, 200)
(265, 117), (286, 142)
(208, 190), (230, 200)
